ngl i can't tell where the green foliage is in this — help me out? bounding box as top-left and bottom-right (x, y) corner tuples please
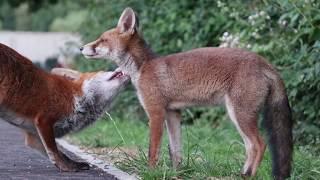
(0, 0), (86, 31)
(14, 3), (31, 30)
(49, 10), (88, 32)
(30, 2), (69, 31)
(70, 116), (149, 147)
(31, 1), (86, 32)
(0, 1), (16, 30)
(5, 0), (58, 11)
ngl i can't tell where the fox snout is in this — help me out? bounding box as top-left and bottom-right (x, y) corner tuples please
(81, 42), (112, 60)
(80, 42), (98, 58)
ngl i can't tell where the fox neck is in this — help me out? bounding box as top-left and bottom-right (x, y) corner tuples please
(54, 89), (111, 138)
(116, 34), (156, 83)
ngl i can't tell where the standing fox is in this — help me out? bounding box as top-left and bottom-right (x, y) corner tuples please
(81, 8), (293, 179)
(0, 43), (129, 171)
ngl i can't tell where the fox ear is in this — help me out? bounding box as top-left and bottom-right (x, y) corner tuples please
(51, 68), (81, 81)
(117, 7), (139, 34)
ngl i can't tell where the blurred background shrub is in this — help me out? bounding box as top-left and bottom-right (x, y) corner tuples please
(0, 0), (319, 153)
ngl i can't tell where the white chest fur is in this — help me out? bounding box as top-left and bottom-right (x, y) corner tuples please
(123, 67), (147, 111)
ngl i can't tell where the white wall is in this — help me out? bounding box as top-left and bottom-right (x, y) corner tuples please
(0, 31), (82, 63)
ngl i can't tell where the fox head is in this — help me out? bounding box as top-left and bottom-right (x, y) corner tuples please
(50, 68), (129, 137)
(80, 8), (150, 73)
(51, 68), (129, 102)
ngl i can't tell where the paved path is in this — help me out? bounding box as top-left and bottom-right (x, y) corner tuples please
(0, 120), (116, 180)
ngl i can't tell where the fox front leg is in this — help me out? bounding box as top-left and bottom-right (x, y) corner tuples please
(166, 110), (182, 168)
(146, 107), (166, 168)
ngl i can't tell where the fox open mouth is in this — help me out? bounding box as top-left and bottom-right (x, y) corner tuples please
(84, 53), (99, 58)
(108, 71), (125, 81)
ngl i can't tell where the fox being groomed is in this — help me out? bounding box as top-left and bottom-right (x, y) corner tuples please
(0, 43), (129, 171)
(81, 8), (293, 180)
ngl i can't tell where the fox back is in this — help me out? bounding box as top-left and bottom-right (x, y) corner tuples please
(137, 47), (283, 109)
(0, 43), (77, 121)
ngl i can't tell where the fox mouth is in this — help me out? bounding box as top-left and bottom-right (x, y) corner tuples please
(84, 53), (99, 58)
(108, 71), (126, 81)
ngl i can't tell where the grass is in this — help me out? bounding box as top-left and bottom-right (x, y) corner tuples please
(69, 114), (320, 180)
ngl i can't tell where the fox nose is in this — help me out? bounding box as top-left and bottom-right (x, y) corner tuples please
(79, 46), (84, 51)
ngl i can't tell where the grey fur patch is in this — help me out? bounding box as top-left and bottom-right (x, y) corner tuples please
(53, 95), (111, 138)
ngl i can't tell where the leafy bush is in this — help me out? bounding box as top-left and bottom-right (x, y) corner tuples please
(30, 2), (68, 31)
(0, 0), (85, 32)
(0, 1), (16, 30)
(14, 3), (31, 30)
(49, 10), (88, 32)
(32, 1), (85, 32)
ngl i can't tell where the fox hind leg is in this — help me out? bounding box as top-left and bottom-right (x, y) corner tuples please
(34, 116), (89, 171)
(225, 95), (266, 176)
(24, 131), (48, 157)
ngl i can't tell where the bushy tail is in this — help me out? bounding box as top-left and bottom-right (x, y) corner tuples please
(263, 79), (293, 180)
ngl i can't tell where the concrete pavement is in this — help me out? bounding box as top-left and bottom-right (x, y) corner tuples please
(0, 120), (116, 180)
